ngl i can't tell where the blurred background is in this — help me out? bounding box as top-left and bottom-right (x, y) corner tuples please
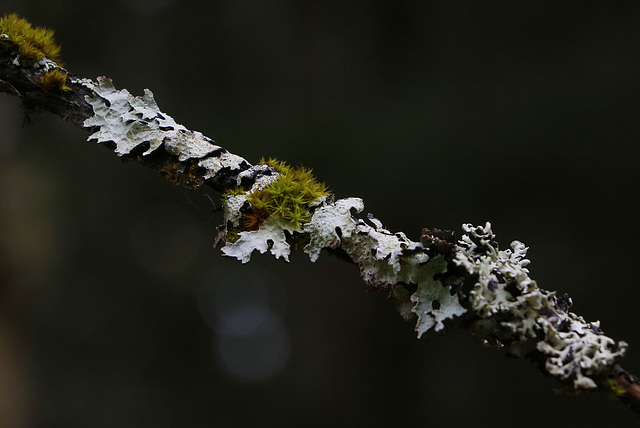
(1, 0), (640, 426)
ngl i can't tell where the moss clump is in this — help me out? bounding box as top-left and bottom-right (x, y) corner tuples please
(0, 13), (63, 64)
(223, 157), (329, 230)
(222, 187), (246, 197)
(40, 68), (71, 92)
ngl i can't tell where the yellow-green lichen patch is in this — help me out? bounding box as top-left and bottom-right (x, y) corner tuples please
(0, 13), (62, 64)
(243, 158), (329, 229)
(39, 68), (71, 92)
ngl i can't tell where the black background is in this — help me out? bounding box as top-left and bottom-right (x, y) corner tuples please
(1, 1), (640, 426)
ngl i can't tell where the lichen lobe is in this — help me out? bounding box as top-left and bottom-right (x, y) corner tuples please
(454, 222), (628, 389)
(221, 193), (467, 336)
(82, 77), (248, 180)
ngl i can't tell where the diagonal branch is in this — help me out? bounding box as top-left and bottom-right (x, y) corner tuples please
(2, 15), (639, 418)
(0, 51), (251, 193)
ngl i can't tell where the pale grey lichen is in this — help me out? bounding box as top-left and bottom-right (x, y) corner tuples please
(198, 152), (248, 180)
(409, 256), (466, 336)
(223, 193), (248, 229)
(82, 67), (627, 389)
(222, 195), (467, 336)
(82, 77), (247, 179)
(454, 222), (627, 389)
(69, 76), (96, 88)
(221, 214), (302, 263)
(302, 197), (364, 263)
(38, 57), (60, 71)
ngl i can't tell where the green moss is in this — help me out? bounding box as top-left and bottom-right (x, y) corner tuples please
(40, 68), (71, 92)
(225, 230), (240, 243)
(222, 187), (247, 199)
(601, 378), (626, 398)
(247, 158), (329, 228)
(225, 158), (329, 231)
(0, 13), (63, 65)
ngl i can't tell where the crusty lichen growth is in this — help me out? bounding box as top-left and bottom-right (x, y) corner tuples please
(39, 68), (71, 92)
(0, 13), (62, 65)
(221, 192), (628, 390)
(221, 193), (467, 331)
(82, 76), (249, 183)
(454, 223), (628, 390)
(79, 70), (630, 391)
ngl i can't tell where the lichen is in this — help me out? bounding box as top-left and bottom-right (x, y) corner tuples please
(81, 73), (625, 386)
(223, 204), (627, 385)
(82, 77), (248, 180)
(304, 198), (466, 332)
(221, 214), (302, 263)
(454, 222), (628, 389)
(0, 13), (62, 65)
(410, 256), (465, 336)
(301, 197), (364, 263)
(222, 194), (467, 335)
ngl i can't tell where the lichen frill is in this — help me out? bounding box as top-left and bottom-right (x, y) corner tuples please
(221, 192), (468, 336)
(454, 222), (627, 389)
(81, 76), (248, 182)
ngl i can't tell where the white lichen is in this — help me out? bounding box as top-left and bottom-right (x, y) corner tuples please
(302, 197), (364, 262)
(221, 214), (302, 263)
(222, 195), (467, 336)
(454, 222), (627, 389)
(223, 193), (248, 229)
(82, 77), (247, 179)
(69, 76), (96, 88)
(198, 152), (249, 180)
(409, 256), (467, 336)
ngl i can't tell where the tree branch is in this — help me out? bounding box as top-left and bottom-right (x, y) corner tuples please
(1, 16), (638, 419)
(0, 51), (250, 193)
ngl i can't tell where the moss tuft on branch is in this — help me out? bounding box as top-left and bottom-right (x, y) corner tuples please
(0, 13), (62, 65)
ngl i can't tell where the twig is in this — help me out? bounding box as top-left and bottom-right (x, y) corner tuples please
(1, 19), (638, 418)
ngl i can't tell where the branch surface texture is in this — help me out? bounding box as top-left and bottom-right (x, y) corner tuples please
(1, 13), (639, 417)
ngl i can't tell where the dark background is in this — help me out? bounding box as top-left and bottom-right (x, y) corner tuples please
(1, 1), (640, 426)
